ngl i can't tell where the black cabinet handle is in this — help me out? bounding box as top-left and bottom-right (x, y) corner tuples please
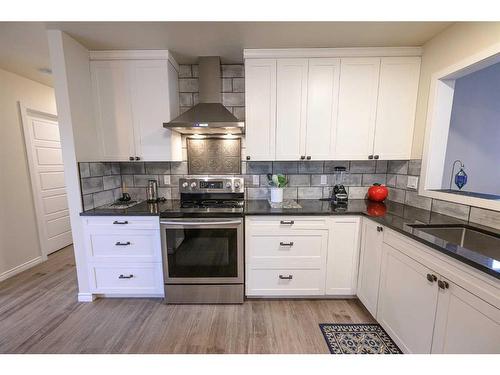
(438, 280), (449, 290)
(368, 155), (374, 160)
(374, 155), (379, 160)
(306, 156), (311, 160)
(280, 220), (294, 225)
(426, 273), (437, 283)
(118, 274), (134, 279)
(115, 241), (131, 246)
(279, 274), (293, 280)
(300, 155), (306, 160)
(246, 156), (251, 160)
(279, 241), (294, 246)
(129, 156), (134, 161)
(135, 156), (140, 161)
(113, 220), (129, 225)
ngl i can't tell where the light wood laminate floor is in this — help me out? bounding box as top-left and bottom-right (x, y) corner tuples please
(0, 246), (374, 354)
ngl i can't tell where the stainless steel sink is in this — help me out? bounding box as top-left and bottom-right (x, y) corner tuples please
(408, 224), (500, 260)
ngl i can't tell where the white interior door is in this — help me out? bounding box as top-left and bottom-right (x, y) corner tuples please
(21, 105), (72, 257)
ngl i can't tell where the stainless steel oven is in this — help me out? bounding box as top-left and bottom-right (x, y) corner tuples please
(160, 217), (244, 304)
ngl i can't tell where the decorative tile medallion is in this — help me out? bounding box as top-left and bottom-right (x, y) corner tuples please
(187, 138), (241, 174)
(319, 324), (402, 354)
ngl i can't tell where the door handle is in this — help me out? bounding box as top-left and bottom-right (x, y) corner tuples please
(279, 274), (293, 280)
(438, 280), (449, 290)
(279, 220), (294, 225)
(377, 226), (384, 232)
(306, 156), (311, 160)
(113, 220), (129, 225)
(160, 220), (242, 226)
(279, 241), (294, 246)
(115, 241), (131, 246)
(118, 274), (134, 279)
(426, 273), (437, 283)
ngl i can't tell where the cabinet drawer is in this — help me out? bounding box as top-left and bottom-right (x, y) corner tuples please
(247, 233), (326, 268)
(88, 232), (160, 262)
(83, 216), (159, 230)
(246, 269), (325, 296)
(89, 263), (163, 295)
(246, 216), (328, 232)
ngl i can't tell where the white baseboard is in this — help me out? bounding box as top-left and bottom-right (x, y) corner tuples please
(77, 293), (95, 302)
(0, 256), (43, 282)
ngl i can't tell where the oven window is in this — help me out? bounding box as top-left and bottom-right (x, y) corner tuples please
(165, 227), (238, 278)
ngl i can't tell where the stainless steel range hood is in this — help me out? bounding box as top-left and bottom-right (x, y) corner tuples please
(164, 56), (244, 135)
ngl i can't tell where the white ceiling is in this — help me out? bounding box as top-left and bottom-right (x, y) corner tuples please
(0, 22), (453, 86)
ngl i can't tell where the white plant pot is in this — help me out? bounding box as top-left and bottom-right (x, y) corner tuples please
(270, 187), (284, 203)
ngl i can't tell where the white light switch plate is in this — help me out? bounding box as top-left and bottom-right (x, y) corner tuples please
(407, 176), (419, 190)
(253, 175), (260, 186)
(320, 175), (328, 185)
(163, 175), (171, 185)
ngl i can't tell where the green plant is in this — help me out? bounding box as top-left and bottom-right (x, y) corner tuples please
(267, 174), (288, 188)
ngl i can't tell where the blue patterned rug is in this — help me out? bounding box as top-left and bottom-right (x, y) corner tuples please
(320, 324), (402, 354)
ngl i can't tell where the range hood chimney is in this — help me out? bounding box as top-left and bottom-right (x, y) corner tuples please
(163, 56), (244, 135)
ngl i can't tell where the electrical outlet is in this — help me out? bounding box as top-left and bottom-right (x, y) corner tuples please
(320, 175), (328, 185)
(253, 175), (260, 186)
(407, 176), (419, 190)
(163, 175), (171, 185)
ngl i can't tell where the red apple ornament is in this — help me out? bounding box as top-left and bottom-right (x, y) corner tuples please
(367, 183), (388, 202)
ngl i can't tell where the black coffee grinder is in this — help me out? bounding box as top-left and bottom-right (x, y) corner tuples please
(331, 166), (349, 204)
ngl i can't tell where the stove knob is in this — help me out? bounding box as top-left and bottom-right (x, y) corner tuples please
(190, 182), (197, 189)
(226, 181), (232, 189)
(182, 182), (188, 188)
(234, 181), (240, 189)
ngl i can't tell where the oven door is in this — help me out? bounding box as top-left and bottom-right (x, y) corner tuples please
(160, 218), (243, 284)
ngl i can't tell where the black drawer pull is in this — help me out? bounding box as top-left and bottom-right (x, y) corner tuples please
(280, 220), (294, 225)
(113, 220), (129, 225)
(115, 241), (131, 246)
(279, 241), (294, 246)
(279, 274), (293, 280)
(118, 274), (134, 279)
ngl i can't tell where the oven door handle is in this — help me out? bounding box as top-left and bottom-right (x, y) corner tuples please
(160, 220), (242, 226)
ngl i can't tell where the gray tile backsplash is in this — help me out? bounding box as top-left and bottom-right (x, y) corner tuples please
(79, 162), (122, 210)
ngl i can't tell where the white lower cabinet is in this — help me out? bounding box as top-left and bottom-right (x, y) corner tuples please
(374, 223), (500, 354)
(431, 278), (500, 353)
(325, 217), (360, 295)
(356, 218), (384, 317)
(377, 243), (439, 353)
(82, 216), (164, 297)
(245, 216), (329, 297)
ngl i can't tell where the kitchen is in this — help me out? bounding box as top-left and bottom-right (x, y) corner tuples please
(0, 15), (499, 364)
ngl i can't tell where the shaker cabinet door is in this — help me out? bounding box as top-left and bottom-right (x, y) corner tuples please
(334, 58), (380, 160)
(275, 59), (308, 160)
(305, 58), (340, 160)
(245, 59), (277, 161)
(91, 60), (136, 161)
(373, 57), (420, 160)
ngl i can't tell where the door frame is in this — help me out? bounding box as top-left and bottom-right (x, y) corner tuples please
(19, 101), (62, 260)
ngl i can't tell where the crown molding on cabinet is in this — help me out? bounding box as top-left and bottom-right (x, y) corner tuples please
(89, 50), (179, 71)
(243, 47), (423, 59)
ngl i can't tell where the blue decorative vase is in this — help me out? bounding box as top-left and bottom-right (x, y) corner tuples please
(454, 168), (467, 190)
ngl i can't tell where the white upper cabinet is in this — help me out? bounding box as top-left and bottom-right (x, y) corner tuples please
(130, 60), (182, 161)
(305, 58), (340, 160)
(335, 58), (380, 160)
(91, 60), (136, 161)
(373, 57), (421, 160)
(275, 59), (309, 160)
(245, 59), (277, 161)
(90, 51), (181, 162)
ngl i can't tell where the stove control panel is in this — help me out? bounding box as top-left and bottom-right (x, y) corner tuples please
(179, 177), (244, 194)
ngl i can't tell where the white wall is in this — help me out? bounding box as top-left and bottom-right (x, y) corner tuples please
(48, 30), (94, 300)
(442, 62), (500, 195)
(412, 22), (500, 158)
(0, 68), (56, 278)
